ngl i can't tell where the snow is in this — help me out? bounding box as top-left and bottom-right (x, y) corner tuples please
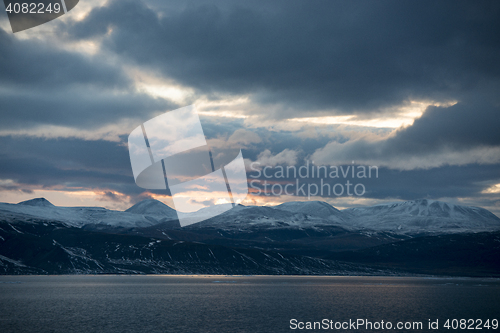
(0, 198), (177, 228)
(125, 199), (177, 219)
(187, 204), (343, 230)
(1, 197), (499, 235)
(341, 199), (500, 234)
(0, 254), (26, 267)
(193, 199), (500, 234)
(276, 201), (345, 222)
(18, 198), (54, 207)
(9, 224), (23, 234)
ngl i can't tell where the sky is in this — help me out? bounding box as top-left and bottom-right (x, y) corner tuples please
(0, 0), (499, 215)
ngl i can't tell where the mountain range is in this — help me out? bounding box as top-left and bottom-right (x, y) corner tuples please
(3, 197), (499, 234)
(1, 198), (499, 276)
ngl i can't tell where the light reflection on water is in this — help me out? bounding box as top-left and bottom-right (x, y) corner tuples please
(0, 275), (499, 333)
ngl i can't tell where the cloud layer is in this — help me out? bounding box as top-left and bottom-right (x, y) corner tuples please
(66, 0), (500, 118)
(0, 0), (499, 213)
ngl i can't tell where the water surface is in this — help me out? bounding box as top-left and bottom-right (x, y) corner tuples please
(0, 275), (499, 332)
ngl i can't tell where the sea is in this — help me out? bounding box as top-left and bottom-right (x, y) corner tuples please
(0, 275), (499, 333)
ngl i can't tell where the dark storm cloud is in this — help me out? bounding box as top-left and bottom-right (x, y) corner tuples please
(198, 117), (245, 141)
(1, 0), (499, 210)
(312, 98), (500, 165)
(1, 136), (498, 204)
(248, 162), (500, 202)
(199, 116), (345, 166)
(362, 165), (500, 200)
(390, 97), (500, 151)
(0, 28), (126, 90)
(67, 0), (500, 117)
(0, 89), (174, 130)
(0, 27), (177, 129)
(0, 136), (136, 191)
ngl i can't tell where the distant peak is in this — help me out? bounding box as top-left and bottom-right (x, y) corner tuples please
(129, 198), (167, 206)
(278, 200), (339, 210)
(136, 198), (161, 204)
(18, 197), (54, 207)
(275, 200), (342, 220)
(125, 198), (177, 216)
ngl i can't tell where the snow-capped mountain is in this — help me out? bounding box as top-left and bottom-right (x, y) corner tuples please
(2, 197), (500, 276)
(0, 198), (173, 228)
(275, 201), (345, 222)
(342, 199), (500, 234)
(18, 198), (54, 207)
(125, 199), (177, 219)
(186, 203), (342, 230)
(0, 218), (384, 276)
(1, 197), (499, 235)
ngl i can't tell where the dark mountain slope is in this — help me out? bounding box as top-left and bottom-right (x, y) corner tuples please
(0, 219), (384, 276)
(327, 231), (500, 277)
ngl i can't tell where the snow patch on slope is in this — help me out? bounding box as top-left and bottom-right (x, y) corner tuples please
(125, 199), (177, 219)
(276, 201), (345, 222)
(342, 199), (500, 234)
(18, 198), (54, 207)
(188, 204), (343, 230)
(0, 200), (168, 228)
